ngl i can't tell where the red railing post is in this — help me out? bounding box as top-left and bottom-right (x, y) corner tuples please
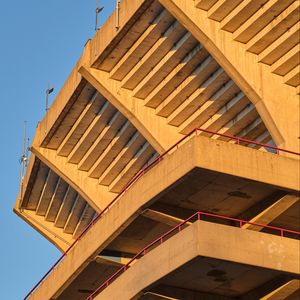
(198, 212), (201, 220)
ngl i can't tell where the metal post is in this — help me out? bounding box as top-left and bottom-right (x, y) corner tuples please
(19, 121), (27, 208)
(46, 84), (54, 112)
(116, 0), (120, 30)
(95, 0), (99, 31)
(46, 87), (49, 112)
(95, 1), (104, 31)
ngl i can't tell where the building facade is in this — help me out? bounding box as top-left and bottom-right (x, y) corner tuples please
(14, 0), (300, 299)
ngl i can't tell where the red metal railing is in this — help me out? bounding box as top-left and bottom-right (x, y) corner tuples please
(86, 210), (300, 299)
(24, 128), (300, 299)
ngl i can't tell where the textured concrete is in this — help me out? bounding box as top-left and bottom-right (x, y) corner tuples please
(95, 221), (300, 299)
(27, 136), (300, 299)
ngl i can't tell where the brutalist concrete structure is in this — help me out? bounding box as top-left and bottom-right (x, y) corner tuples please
(14, 1), (300, 299)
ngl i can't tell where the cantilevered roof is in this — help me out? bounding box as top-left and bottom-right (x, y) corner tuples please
(14, 0), (298, 255)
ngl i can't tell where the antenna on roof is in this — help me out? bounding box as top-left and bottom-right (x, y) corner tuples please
(19, 121), (30, 207)
(46, 84), (54, 112)
(95, 0), (104, 31)
(116, 0), (121, 30)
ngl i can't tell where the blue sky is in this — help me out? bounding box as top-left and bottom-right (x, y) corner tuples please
(0, 1), (115, 298)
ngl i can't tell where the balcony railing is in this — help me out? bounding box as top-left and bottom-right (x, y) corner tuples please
(86, 210), (300, 299)
(24, 128), (300, 299)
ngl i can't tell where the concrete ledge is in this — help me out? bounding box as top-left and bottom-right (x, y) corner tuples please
(96, 221), (300, 299)
(28, 136), (299, 299)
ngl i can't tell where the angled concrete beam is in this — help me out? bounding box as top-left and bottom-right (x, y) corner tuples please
(144, 285), (234, 300)
(56, 91), (103, 156)
(235, 118), (265, 141)
(168, 79), (239, 126)
(94, 255), (130, 267)
(144, 44), (209, 108)
(67, 101), (115, 164)
(142, 209), (192, 227)
(63, 196), (86, 234)
(246, 2), (300, 54)
(45, 178), (68, 222)
(155, 56), (219, 117)
(198, 92), (248, 134)
(258, 21), (300, 65)
(88, 121), (135, 178)
(284, 65), (300, 87)
(90, 0), (155, 69)
(77, 111), (126, 171)
(120, 20), (186, 90)
(233, 0), (293, 43)
(31, 146), (115, 212)
(109, 9), (174, 81)
(210, 104), (257, 139)
(241, 274), (295, 300)
(207, 0), (243, 22)
(159, 0), (300, 152)
(243, 194), (299, 231)
(79, 66), (182, 153)
(179, 90), (247, 134)
(142, 292), (178, 299)
(133, 32), (196, 99)
(72, 204), (95, 239)
(220, 0), (268, 33)
(36, 169), (59, 216)
(98, 132), (144, 186)
(271, 44), (300, 76)
(54, 187), (78, 227)
(108, 142), (154, 193)
(261, 279), (300, 300)
(195, 0), (218, 10)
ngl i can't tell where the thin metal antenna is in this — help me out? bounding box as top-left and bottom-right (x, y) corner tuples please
(19, 121), (28, 207)
(46, 83), (54, 112)
(26, 137), (30, 168)
(116, 0), (121, 30)
(95, 0), (104, 31)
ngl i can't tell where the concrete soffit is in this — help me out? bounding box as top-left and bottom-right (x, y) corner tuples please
(158, 0), (286, 148)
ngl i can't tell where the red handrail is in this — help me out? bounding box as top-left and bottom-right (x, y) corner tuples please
(86, 210), (300, 299)
(24, 128), (300, 299)
(195, 128), (300, 156)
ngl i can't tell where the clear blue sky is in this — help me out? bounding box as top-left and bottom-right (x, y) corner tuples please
(0, 1), (115, 298)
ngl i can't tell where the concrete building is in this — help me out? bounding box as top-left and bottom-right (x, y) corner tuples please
(14, 0), (300, 299)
